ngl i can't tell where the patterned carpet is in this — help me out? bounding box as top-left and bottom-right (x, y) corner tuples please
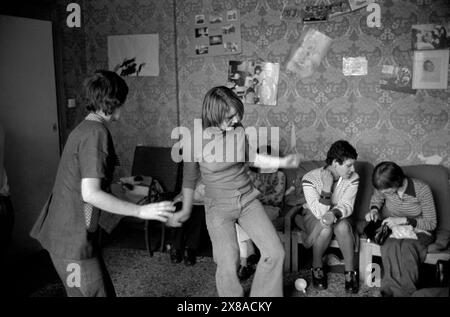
(30, 246), (380, 297)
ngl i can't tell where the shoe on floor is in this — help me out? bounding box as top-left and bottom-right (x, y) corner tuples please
(311, 267), (327, 290)
(184, 248), (197, 266)
(237, 265), (255, 281)
(344, 270), (359, 294)
(170, 248), (183, 264)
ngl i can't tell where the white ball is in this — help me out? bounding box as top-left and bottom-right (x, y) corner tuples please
(295, 278), (307, 291)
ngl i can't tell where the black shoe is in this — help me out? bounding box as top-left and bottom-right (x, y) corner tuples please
(237, 265), (255, 281)
(247, 254), (260, 267)
(311, 267), (327, 290)
(170, 248), (183, 264)
(184, 248), (197, 266)
(344, 271), (359, 294)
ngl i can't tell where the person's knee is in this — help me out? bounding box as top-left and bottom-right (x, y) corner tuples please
(260, 244), (285, 266)
(333, 220), (351, 236)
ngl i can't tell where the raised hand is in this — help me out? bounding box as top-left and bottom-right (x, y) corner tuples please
(138, 201), (176, 222)
(320, 168), (334, 193)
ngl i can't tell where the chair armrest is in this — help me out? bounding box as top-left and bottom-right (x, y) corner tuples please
(284, 205), (302, 235)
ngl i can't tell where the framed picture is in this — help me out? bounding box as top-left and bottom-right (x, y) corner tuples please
(412, 50), (449, 89)
(411, 24), (450, 50)
(379, 65), (416, 94)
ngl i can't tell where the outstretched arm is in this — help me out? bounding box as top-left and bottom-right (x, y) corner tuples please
(253, 153), (301, 169)
(81, 178), (175, 222)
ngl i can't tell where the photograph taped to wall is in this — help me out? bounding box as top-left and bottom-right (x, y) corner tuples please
(412, 50), (449, 89)
(302, 5), (330, 23)
(328, 0), (352, 19)
(343, 56), (368, 76)
(191, 9), (241, 57)
(108, 33), (159, 77)
(227, 60), (280, 106)
(379, 65), (416, 94)
(411, 24), (450, 50)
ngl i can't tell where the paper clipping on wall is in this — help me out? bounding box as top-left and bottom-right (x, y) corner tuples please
(379, 65), (416, 94)
(108, 34), (159, 77)
(343, 56), (367, 76)
(286, 29), (332, 79)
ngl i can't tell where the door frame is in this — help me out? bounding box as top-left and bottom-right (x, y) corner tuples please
(1, 0), (67, 152)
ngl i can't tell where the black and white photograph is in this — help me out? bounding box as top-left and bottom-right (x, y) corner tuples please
(226, 9), (237, 21)
(1, 0), (450, 304)
(195, 27), (208, 38)
(412, 24), (450, 50)
(302, 4), (330, 23)
(195, 14), (205, 25)
(412, 50), (449, 89)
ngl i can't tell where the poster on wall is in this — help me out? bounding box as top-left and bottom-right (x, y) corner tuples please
(411, 24), (450, 50)
(227, 60), (280, 106)
(343, 56), (368, 76)
(192, 9), (241, 57)
(412, 50), (449, 89)
(379, 65), (416, 94)
(108, 34), (159, 76)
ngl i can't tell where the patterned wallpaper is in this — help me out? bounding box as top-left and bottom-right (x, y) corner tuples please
(176, 0), (450, 169)
(60, 0), (450, 177)
(62, 0), (179, 177)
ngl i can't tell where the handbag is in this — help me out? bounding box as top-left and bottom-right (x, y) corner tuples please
(374, 223), (392, 245)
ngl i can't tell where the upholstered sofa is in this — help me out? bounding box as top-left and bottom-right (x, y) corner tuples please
(281, 161), (450, 283)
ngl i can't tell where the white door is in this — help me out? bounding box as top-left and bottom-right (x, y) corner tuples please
(0, 15), (60, 259)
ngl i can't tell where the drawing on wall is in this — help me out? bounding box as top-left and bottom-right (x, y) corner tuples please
(286, 29), (332, 79)
(192, 9), (241, 57)
(379, 65), (416, 94)
(412, 50), (449, 89)
(108, 34), (159, 77)
(343, 56), (368, 76)
(411, 24), (450, 50)
(227, 60), (280, 106)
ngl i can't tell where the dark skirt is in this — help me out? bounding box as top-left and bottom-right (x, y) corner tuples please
(294, 208), (358, 249)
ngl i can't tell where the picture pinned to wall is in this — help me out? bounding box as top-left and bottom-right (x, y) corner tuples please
(412, 50), (449, 89)
(411, 24), (450, 50)
(227, 60), (280, 106)
(191, 9), (241, 57)
(302, 4), (330, 23)
(343, 56), (368, 76)
(328, 0), (352, 19)
(280, 2), (302, 21)
(379, 65), (416, 94)
(108, 34), (159, 77)
(286, 29), (332, 79)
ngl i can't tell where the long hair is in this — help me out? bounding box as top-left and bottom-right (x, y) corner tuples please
(201, 86), (244, 129)
(84, 70), (128, 115)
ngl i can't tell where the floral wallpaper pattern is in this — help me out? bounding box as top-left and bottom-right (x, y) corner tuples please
(176, 0), (450, 168)
(60, 0), (450, 177)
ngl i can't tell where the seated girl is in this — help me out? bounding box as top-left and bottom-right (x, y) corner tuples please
(294, 140), (359, 293)
(365, 161), (437, 297)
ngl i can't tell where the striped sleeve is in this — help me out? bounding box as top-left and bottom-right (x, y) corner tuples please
(415, 182), (437, 231)
(370, 189), (385, 212)
(302, 174), (331, 219)
(334, 175), (359, 218)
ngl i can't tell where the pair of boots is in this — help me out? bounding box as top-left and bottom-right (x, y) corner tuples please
(170, 247), (196, 266)
(311, 267), (359, 294)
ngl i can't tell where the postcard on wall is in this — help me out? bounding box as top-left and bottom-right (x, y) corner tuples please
(280, 3), (302, 21)
(302, 5), (330, 23)
(108, 34), (159, 77)
(379, 65), (416, 94)
(192, 9), (241, 57)
(348, 0), (375, 11)
(411, 24), (450, 50)
(343, 56), (368, 76)
(227, 60), (280, 106)
(328, 0), (352, 19)
(412, 50), (449, 89)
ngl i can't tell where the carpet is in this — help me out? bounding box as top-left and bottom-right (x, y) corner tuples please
(30, 246), (380, 297)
